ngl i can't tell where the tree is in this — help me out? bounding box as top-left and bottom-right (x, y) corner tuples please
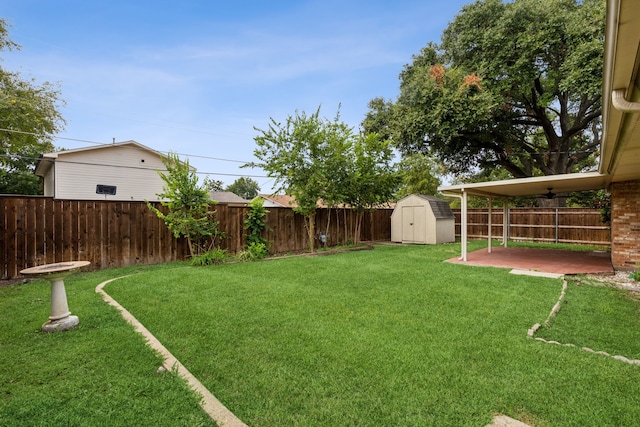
(341, 132), (399, 243)
(366, 0), (604, 188)
(147, 152), (222, 258)
(0, 19), (65, 194)
(395, 153), (442, 199)
(251, 107), (399, 250)
(250, 107), (350, 253)
(202, 176), (224, 192)
(226, 177), (260, 200)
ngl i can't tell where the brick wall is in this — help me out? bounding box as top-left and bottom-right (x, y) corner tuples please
(611, 180), (640, 269)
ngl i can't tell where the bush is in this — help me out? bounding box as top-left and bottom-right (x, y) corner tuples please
(245, 198), (269, 247)
(239, 242), (269, 261)
(190, 248), (228, 266)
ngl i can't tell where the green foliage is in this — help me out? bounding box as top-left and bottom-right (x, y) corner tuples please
(202, 176), (224, 192)
(190, 248), (229, 266)
(567, 189), (611, 223)
(226, 177), (260, 200)
(147, 152), (222, 257)
(245, 197), (269, 247)
(250, 107), (350, 252)
(341, 132), (400, 242)
(395, 153), (442, 199)
(342, 132), (399, 210)
(367, 0), (605, 181)
(0, 19), (65, 195)
(238, 242), (269, 261)
(251, 106), (398, 250)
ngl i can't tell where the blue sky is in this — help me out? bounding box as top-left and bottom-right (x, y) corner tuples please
(2, 0), (470, 191)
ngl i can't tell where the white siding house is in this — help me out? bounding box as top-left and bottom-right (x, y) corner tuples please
(34, 140), (183, 201)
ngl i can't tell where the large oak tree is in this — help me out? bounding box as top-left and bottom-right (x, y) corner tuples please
(364, 0), (604, 182)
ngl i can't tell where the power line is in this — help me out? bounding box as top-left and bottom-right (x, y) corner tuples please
(0, 127), (252, 164)
(0, 153), (268, 179)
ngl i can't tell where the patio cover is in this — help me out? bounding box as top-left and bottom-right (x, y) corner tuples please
(439, 0), (640, 262)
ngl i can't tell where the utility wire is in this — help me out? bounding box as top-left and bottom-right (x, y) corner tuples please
(0, 153), (268, 179)
(0, 127), (251, 164)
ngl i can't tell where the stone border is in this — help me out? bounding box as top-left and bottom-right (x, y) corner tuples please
(520, 270), (640, 367)
(96, 276), (248, 427)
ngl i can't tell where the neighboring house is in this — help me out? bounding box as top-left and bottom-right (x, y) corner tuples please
(438, 0), (640, 270)
(35, 140), (183, 201)
(209, 191), (249, 206)
(255, 194), (395, 210)
(255, 194), (299, 208)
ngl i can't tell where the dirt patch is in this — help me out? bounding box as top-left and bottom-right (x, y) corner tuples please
(581, 271), (640, 290)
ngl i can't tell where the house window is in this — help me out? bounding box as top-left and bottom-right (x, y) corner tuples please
(96, 184), (117, 195)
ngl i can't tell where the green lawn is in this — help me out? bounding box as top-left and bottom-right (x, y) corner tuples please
(0, 265), (215, 427)
(2, 242), (639, 426)
(537, 276), (640, 360)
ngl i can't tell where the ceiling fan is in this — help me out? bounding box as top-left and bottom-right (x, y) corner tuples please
(544, 188), (556, 199)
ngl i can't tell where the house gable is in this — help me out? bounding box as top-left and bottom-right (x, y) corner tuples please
(36, 141), (177, 201)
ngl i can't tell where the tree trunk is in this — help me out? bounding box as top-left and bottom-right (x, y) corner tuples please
(353, 211), (364, 244)
(307, 213), (316, 253)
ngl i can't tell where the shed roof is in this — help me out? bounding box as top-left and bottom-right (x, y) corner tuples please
(422, 195), (455, 219)
(399, 194), (455, 219)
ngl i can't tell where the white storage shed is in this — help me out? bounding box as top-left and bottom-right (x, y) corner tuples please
(391, 194), (455, 244)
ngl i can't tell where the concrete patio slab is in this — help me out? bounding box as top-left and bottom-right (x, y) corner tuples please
(447, 246), (613, 275)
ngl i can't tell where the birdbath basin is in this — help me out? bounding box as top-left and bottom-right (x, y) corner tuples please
(20, 261), (90, 332)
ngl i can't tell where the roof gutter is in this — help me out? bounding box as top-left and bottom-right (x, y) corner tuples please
(600, 0), (622, 174)
(611, 89), (640, 112)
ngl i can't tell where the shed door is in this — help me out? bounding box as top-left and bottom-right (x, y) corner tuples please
(402, 206), (426, 243)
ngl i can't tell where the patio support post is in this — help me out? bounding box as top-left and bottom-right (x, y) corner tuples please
(461, 189), (468, 261)
(503, 199), (508, 248)
(488, 197), (492, 253)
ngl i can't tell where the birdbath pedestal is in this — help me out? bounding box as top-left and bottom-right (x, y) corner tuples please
(20, 261), (90, 332)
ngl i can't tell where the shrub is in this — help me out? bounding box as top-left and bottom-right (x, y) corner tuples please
(190, 248), (228, 266)
(238, 242), (269, 261)
(245, 198), (269, 247)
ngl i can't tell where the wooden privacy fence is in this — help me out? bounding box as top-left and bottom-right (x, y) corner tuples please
(1, 197), (610, 280)
(452, 208), (611, 247)
(0, 196), (393, 280)
(0, 197), (188, 280)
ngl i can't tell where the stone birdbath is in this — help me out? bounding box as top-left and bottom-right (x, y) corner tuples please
(20, 261), (90, 332)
